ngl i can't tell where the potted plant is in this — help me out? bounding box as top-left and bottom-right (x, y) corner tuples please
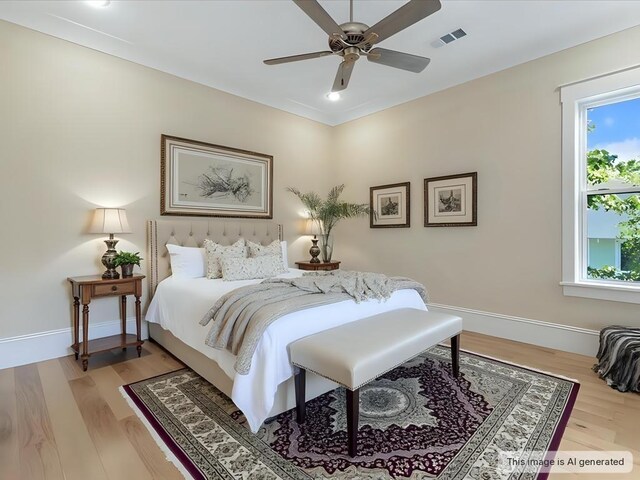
(288, 184), (369, 262)
(114, 251), (142, 278)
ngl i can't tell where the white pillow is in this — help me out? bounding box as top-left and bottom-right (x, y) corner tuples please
(247, 239), (289, 270)
(204, 238), (247, 279)
(221, 255), (287, 281)
(166, 244), (206, 279)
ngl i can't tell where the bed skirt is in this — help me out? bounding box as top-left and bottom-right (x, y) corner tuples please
(148, 322), (340, 420)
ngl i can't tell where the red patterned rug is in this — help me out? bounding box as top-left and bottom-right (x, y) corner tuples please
(121, 346), (579, 479)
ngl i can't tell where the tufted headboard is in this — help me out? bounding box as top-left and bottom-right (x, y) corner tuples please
(147, 219), (283, 296)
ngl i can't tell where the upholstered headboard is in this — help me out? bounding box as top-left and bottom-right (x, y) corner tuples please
(147, 219), (283, 296)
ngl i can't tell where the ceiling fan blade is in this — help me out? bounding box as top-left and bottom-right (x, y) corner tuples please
(293, 0), (347, 40)
(331, 60), (355, 92)
(367, 47), (430, 73)
(363, 0), (441, 45)
(264, 51), (334, 65)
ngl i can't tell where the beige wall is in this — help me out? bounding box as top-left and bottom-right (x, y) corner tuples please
(2, 19), (640, 341)
(0, 20), (334, 339)
(333, 26), (640, 331)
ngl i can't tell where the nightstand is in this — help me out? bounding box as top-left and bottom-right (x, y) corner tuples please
(67, 274), (145, 371)
(295, 261), (341, 271)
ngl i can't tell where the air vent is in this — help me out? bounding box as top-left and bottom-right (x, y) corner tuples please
(441, 33), (455, 44)
(431, 28), (467, 48)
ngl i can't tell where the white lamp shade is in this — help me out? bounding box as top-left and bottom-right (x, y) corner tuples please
(304, 219), (321, 236)
(89, 208), (131, 234)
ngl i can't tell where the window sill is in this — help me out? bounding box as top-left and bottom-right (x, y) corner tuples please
(560, 281), (640, 304)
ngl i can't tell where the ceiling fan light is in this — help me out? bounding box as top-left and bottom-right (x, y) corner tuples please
(86, 0), (111, 8)
(326, 92), (341, 101)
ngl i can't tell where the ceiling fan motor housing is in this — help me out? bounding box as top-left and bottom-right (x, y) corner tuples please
(329, 22), (373, 53)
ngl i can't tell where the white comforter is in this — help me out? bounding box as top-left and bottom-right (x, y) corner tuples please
(146, 268), (427, 432)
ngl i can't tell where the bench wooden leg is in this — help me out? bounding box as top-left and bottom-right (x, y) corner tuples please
(294, 368), (306, 423)
(346, 388), (359, 457)
(451, 334), (460, 378)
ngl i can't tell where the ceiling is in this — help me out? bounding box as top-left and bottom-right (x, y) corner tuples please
(2, 1), (640, 126)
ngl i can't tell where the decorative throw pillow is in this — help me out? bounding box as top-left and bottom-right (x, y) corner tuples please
(247, 239), (280, 257)
(247, 239), (288, 269)
(221, 255), (287, 281)
(166, 244), (206, 279)
(204, 238), (247, 279)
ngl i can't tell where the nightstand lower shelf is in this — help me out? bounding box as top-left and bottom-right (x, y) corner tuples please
(73, 334), (142, 359)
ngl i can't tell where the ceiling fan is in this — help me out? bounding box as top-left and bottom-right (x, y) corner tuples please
(263, 0), (442, 93)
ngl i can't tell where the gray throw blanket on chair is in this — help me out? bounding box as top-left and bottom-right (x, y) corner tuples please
(593, 325), (640, 393)
(200, 270), (427, 375)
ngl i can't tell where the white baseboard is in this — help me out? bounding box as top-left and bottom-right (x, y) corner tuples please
(428, 303), (599, 357)
(0, 318), (149, 370)
(1, 305), (599, 370)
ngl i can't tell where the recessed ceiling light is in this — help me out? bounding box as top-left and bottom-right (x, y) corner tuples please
(86, 0), (111, 8)
(326, 92), (340, 102)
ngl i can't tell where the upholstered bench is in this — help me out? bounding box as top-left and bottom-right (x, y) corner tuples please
(289, 308), (463, 457)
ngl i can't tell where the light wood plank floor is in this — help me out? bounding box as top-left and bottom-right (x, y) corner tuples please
(0, 332), (637, 479)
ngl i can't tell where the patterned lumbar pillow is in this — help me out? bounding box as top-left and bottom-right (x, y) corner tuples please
(204, 238), (247, 279)
(221, 255), (287, 281)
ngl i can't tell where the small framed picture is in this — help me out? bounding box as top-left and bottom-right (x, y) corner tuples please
(370, 182), (410, 228)
(424, 172), (477, 227)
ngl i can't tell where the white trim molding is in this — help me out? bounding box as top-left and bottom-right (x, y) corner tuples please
(0, 318), (149, 370)
(560, 280), (640, 304)
(560, 66), (640, 304)
(428, 303), (599, 357)
(1, 307), (599, 369)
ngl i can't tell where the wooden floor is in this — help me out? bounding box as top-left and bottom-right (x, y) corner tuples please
(0, 332), (638, 480)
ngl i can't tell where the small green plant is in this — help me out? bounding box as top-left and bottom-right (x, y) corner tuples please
(114, 251), (142, 267)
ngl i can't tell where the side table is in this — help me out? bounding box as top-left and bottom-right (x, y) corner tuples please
(67, 274), (145, 371)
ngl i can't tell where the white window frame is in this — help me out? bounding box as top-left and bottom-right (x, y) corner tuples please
(560, 67), (640, 304)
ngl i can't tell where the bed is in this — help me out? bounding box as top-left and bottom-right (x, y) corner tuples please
(145, 218), (427, 432)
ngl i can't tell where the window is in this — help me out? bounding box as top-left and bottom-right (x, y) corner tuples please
(561, 68), (640, 303)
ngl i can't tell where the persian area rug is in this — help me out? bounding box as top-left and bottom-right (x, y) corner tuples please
(120, 346), (579, 480)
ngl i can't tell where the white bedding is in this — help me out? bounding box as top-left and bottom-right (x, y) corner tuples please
(146, 268), (427, 432)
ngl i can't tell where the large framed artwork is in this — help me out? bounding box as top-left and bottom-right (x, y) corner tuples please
(161, 135), (273, 218)
(424, 172), (477, 227)
(370, 182), (410, 228)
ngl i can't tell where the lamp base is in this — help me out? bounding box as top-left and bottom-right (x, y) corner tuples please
(309, 237), (321, 263)
(101, 236), (120, 279)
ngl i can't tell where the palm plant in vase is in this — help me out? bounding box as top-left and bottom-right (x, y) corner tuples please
(288, 184), (369, 263)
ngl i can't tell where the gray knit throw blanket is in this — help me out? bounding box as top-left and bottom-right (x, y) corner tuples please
(200, 271), (427, 375)
(593, 325), (640, 393)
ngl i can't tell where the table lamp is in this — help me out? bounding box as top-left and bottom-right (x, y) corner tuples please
(304, 219), (321, 263)
(89, 208), (131, 279)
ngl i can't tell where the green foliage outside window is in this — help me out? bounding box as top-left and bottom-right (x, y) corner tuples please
(586, 130), (640, 281)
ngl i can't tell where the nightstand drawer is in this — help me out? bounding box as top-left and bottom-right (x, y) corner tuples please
(295, 261), (340, 271)
(92, 282), (135, 296)
(316, 264), (337, 271)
